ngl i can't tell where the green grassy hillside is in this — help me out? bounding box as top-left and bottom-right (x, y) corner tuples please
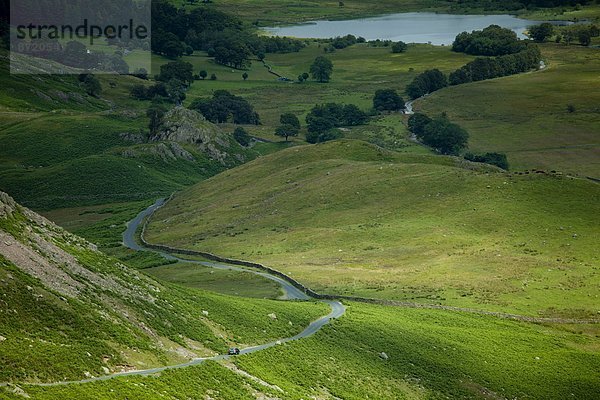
(0, 191), (327, 383)
(175, 0), (600, 25)
(146, 140), (600, 318)
(7, 302), (599, 399)
(0, 50), (257, 210)
(418, 43), (600, 178)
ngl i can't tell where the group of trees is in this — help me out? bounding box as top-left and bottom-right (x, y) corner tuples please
(529, 22), (599, 45)
(151, 1), (304, 68)
(559, 24), (600, 46)
(189, 90), (260, 124)
(305, 103), (368, 143)
(406, 69), (448, 99)
(408, 113), (469, 156)
(131, 61), (194, 104)
(449, 45), (541, 85)
(452, 25), (527, 56)
(329, 34), (365, 49)
(465, 152), (509, 170)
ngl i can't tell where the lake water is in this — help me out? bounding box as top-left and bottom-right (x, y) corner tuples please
(263, 13), (542, 45)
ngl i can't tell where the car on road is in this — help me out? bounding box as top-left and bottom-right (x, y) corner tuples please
(228, 347), (240, 355)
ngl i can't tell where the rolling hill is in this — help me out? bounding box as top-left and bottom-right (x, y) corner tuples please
(146, 140), (600, 318)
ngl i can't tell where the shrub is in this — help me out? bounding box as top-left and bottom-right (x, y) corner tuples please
(391, 41), (408, 53)
(465, 152), (509, 170)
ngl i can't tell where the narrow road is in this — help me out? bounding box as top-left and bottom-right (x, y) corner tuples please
(123, 198), (310, 300)
(28, 200), (345, 387)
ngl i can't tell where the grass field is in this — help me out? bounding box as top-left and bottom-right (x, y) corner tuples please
(173, 0), (600, 25)
(145, 262), (282, 299)
(146, 140), (600, 318)
(9, 302), (600, 399)
(173, 42), (474, 144)
(418, 43), (600, 178)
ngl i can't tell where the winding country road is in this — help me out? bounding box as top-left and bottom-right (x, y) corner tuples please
(28, 199), (345, 387)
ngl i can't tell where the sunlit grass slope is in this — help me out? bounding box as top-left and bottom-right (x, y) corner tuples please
(9, 302), (600, 399)
(418, 43), (600, 178)
(0, 192), (327, 383)
(146, 140), (600, 318)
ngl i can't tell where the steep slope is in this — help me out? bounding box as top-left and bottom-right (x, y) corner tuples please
(146, 140), (600, 318)
(0, 191), (326, 383)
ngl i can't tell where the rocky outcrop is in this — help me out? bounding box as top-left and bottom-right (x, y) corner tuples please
(150, 107), (239, 164)
(0, 191), (16, 218)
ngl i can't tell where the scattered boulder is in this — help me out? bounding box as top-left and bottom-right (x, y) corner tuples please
(202, 310), (209, 316)
(119, 131), (146, 144)
(0, 335), (6, 342)
(379, 352), (389, 360)
(268, 313), (277, 320)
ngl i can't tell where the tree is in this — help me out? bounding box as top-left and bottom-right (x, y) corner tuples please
(529, 23), (554, 42)
(210, 73), (217, 80)
(242, 72), (249, 80)
(275, 124), (299, 141)
(233, 127), (252, 147)
(341, 104), (368, 126)
(147, 104), (167, 136)
(373, 89), (405, 112)
(157, 61), (194, 86)
(578, 30), (592, 46)
(407, 113), (432, 137)
(391, 41), (408, 53)
(310, 56), (333, 83)
(152, 30), (185, 59)
(132, 68), (148, 80)
(298, 74), (305, 83)
(130, 84), (148, 100)
(199, 70), (208, 80)
(280, 113), (301, 130)
(80, 74), (102, 97)
(166, 79), (187, 105)
(421, 117), (469, 155)
(305, 128), (342, 144)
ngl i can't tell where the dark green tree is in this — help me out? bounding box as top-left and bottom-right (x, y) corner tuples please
(280, 113), (301, 130)
(373, 89), (405, 112)
(233, 127), (252, 146)
(421, 117), (469, 155)
(391, 41), (408, 53)
(80, 74), (102, 97)
(310, 56), (334, 83)
(199, 70), (208, 80)
(407, 113), (432, 137)
(275, 124), (299, 141)
(157, 61), (194, 86)
(528, 23), (554, 42)
(147, 104), (167, 136)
